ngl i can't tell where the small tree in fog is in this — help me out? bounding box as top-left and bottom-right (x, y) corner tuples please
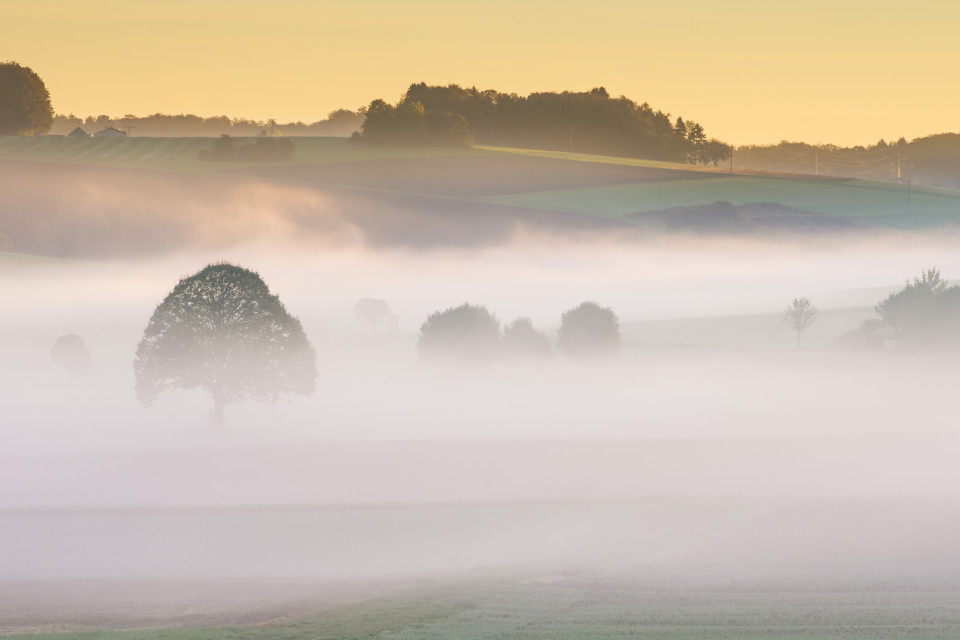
(783, 297), (818, 342)
(50, 334), (93, 379)
(353, 298), (391, 331)
(502, 317), (552, 361)
(134, 263), (316, 427)
(557, 302), (621, 361)
(417, 303), (500, 364)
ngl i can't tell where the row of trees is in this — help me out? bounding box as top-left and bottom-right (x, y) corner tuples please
(199, 134), (296, 161)
(417, 302), (621, 364)
(50, 110), (364, 137)
(734, 135), (960, 188)
(53, 263), (625, 430)
(355, 83), (730, 164)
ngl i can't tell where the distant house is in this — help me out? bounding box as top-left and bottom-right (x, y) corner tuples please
(93, 127), (127, 137)
(68, 127), (90, 137)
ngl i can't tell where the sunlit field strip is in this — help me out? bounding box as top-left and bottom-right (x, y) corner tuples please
(0, 136), (491, 172)
(476, 144), (715, 172)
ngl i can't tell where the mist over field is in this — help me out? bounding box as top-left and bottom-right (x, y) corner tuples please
(3, 158), (960, 636)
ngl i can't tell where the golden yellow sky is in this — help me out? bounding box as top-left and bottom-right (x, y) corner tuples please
(4, 0), (958, 145)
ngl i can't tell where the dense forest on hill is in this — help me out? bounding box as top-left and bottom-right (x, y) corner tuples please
(355, 83), (731, 165)
(735, 134), (960, 189)
(49, 109), (364, 137)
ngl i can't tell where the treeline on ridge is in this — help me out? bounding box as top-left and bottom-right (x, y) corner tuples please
(49, 110), (364, 138)
(354, 83), (731, 164)
(735, 134), (960, 189)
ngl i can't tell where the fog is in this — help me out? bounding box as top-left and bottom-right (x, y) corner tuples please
(3, 163), (960, 633)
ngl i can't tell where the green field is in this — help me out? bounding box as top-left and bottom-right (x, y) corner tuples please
(481, 173), (960, 230)
(9, 572), (959, 640)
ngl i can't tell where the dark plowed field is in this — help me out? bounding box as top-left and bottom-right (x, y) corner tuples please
(230, 155), (726, 198)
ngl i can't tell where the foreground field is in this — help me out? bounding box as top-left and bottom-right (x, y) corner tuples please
(3, 499), (960, 638)
(7, 573), (960, 639)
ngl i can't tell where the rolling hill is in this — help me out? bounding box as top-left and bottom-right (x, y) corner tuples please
(2, 135), (960, 259)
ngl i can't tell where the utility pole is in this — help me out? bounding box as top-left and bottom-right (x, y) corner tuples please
(897, 145), (901, 182)
(814, 147), (819, 176)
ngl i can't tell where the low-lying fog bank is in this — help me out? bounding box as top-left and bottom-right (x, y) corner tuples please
(3, 499), (958, 581)
(4, 239), (960, 507)
(4, 187), (960, 635)
(1, 434), (957, 508)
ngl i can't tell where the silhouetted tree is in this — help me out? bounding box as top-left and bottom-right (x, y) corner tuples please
(700, 139), (733, 166)
(134, 263), (316, 427)
(674, 117), (687, 138)
(353, 298), (391, 331)
(783, 297), (818, 342)
(0, 62), (53, 135)
(502, 317), (552, 361)
(50, 334), (93, 379)
(557, 302), (621, 361)
(417, 303), (500, 364)
(685, 122), (706, 164)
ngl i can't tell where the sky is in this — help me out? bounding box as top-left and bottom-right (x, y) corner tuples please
(3, 0), (959, 146)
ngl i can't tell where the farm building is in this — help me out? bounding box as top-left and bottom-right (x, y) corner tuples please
(68, 127), (90, 137)
(93, 127), (127, 137)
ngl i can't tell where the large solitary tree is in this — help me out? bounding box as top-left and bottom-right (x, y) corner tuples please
(134, 263), (316, 426)
(0, 62), (54, 135)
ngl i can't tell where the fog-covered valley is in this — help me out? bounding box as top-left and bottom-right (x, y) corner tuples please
(3, 163), (960, 635)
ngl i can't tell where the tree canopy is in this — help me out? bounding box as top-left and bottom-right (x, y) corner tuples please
(557, 302), (621, 361)
(50, 334), (93, 379)
(355, 82), (715, 162)
(134, 263), (315, 426)
(842, 268), (960, 350)
(50, 110), (364, 137)
(353, 298), (391, 331)
(0, 62), (53, 135)
(417, 303), (501, 364)
(502, 317), (552, 361)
